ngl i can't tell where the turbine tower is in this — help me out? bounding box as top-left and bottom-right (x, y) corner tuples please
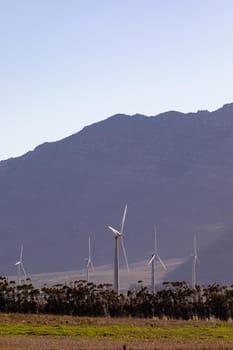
(192, 234), (200, 288)
(148, 225), (166, 293)
(108, 204), (129, 294)
(85, 236), (94, 282)
(14, 244), (27, 285)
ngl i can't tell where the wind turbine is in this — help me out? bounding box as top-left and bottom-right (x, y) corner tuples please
(85, 236), (94, 282)
(14, 244), (27, 285)
(148, 225), (167, 293)
(108, 204), (129, 294)
(192, 234), (200, 288)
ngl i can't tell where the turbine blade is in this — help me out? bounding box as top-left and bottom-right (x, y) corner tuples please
(20, 244), (23, 262)
(154, 224), (158, 254)
(156, 254), (167, 270)
(120, 236), (130, 272)
(88, 237), (94, 271)
(148, 254), (155, 265)
(88, 236), (91, 260)
(194, 235), (197, 256)
(120, 204), (127, 234)
(193, 234), (200, 264)
(21, 262), (27, 278)
(108, 226), (122, 237)
(90, 260), (94, 271)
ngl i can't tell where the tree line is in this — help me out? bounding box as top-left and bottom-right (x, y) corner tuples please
(0, 277), (233, 320)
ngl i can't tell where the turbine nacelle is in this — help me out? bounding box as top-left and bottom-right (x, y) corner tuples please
(85, 257), (93, 268)
(108, 226), (122, 237)
(192, 254), (200, 264)
(148, 253), (167, 270)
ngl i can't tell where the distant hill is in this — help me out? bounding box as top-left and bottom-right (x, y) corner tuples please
(167, 225), (233, 285)
(1, 103), (233, 283)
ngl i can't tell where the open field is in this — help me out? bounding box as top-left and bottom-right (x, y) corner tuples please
(1, 314), (233, 349)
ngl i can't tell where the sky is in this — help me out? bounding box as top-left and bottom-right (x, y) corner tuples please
(1, 0), (233, 160)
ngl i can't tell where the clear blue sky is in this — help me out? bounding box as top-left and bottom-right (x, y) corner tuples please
(1, 0), (233, 160)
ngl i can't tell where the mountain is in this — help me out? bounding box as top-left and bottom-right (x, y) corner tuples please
(167, 225), (233, 285)
(1, 103), (233, 283)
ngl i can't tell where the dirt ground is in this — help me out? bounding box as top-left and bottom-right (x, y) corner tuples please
(0, 336), (233, 350)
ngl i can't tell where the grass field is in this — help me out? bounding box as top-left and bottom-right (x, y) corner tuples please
(1, 314), (233, 349)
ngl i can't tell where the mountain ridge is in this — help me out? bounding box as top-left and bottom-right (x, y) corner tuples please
(2, 102), (233, 164)
(1, 103), (233, 284)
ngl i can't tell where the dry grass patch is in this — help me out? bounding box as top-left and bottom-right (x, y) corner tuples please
(0, 313), (228, 327)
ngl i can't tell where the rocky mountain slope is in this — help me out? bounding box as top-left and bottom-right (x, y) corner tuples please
(1, 103), (233, 283)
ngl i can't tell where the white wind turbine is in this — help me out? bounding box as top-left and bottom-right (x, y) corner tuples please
(192, 234), (200, 288)
(108, 204), (129, 294)
(148, 225), (167, 293)
(14, 244), (27, 285)
(85, 236), (94, 282)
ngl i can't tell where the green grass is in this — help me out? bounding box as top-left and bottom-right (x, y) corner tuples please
(0, 323), (233, 342)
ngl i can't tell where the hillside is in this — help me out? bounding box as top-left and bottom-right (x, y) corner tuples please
(1, 103), (233, 283)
